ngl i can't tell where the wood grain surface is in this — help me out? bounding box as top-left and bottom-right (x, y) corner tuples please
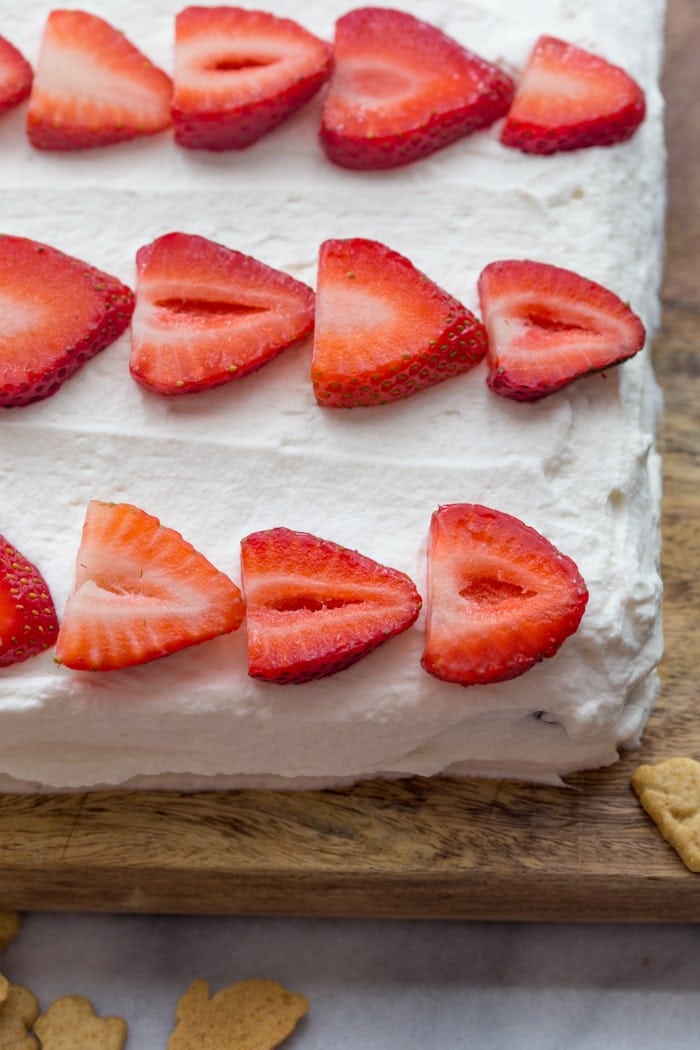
(0, 0), (698, 922)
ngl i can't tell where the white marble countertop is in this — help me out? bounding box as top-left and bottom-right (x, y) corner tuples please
(2, 913), (699, 1047)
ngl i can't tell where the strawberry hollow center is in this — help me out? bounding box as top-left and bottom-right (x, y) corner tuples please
(266, 596), (364, 613)
(207, 57), (275, 71)
(459, 578), (535, 604)
(156, 298), (267, 317)
(525, 310), (589, 333)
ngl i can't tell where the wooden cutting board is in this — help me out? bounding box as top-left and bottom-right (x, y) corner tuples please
(1, 0), (698, 922)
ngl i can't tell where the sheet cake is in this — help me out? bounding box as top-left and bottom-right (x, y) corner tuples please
(0, 0), (665, 789)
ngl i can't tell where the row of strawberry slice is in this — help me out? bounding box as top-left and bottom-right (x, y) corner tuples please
(0, 232), (646, 410)
(0, 501), (588, 687)
(0, 8), (646, 163)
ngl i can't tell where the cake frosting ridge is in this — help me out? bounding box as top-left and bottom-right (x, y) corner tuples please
(0, 0), (665, 789)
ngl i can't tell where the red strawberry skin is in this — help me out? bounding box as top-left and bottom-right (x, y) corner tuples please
(478, 259), (645, 402)
(55, 501), (245, 672)
(0, 35), (33, 114)
(1, 535), (58, 668)
(422, 504), (588, 687)
(241, 527), (422, 684)
(313, 238), (487, 408)
(27, 10), (172, 150)
(173, 6), (332, 150)
(320, 7), (514, 170)
(501, 35), (645, 155)
(130, 232), (315, 395)
(0, 236), (135, 409)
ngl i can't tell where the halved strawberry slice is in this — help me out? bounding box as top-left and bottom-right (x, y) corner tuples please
(130, 232), (315, 395)
(172, 6), (332, 150)
(320, 7), (514, 169)
(422, 504), (588, 687)
(501, 35), (645, 154)
(312, 238), (487, 408)
(55, 501), (245, 671)
(1, 534), (58, 668)
(241, 527), (422, 684)
(0, 35), (32, 114)
(0, 235), (135, 408)
(477, 259), (645, 401)
(27, 10), (172, 150)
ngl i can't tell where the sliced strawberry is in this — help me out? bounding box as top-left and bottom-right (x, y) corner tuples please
(320, 7), (514, 169)
(312, 238), (487, 408)
(501, 35), (645, 154)
(422, 504), (588, 687)
(55, 501), (245, 671)
(477, 259), (645, 401)
(130, 232), (315, 395)
(241, 527), (421, 684)
(1, 535), (58, 668)
(0, 235), (135, 408)
(0, 35), (32, 114)
(172, 6), (332, 150)
(27, 10), (172, 150)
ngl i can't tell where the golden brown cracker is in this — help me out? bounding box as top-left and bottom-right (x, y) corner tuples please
(0, 912), (20, 952)
(33, 995), (127, 1050)
(631, 756), (700, 873)
(168, 977), (309, 1050)
(0, 974), (8, 1008)
(0, 979), (40, 1049)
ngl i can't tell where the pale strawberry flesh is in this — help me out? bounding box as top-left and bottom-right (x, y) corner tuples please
(0, 35), (33, 114)
(501, 35), (645, 154)
(478, 259), (645, 401)
(173, 6), (332, 150)
(320, 7), (514, 169)
(55, 501), (245, 671)
(1, 535), (58, 668)
(241, 527), (422, 683)
(313, 238), (487, 408)
(130, 232), (315, 395)
(27, 10), (172, 150)
(422, 504), (588, 686)
(0, 236), (135, 408)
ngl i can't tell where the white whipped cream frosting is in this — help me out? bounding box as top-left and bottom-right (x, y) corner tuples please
(0, 0), (665, 789)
